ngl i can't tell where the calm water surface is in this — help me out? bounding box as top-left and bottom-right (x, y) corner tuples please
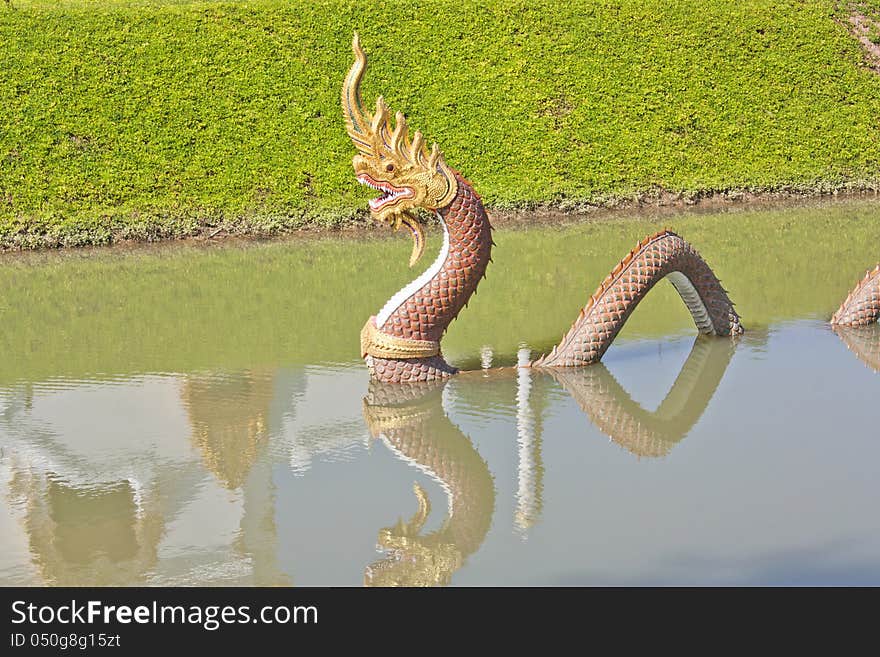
(1, 199), (878, 586)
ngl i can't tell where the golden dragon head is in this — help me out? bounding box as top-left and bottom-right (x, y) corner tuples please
(364, 483), (462, 587)
(342, 34), (458, 266)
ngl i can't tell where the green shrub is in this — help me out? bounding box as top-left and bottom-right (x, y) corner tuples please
(3, 1), (880, 247)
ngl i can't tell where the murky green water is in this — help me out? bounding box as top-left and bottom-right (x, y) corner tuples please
(1, 198), (878, 586)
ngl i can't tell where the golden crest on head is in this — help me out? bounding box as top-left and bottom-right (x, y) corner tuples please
(342, 34), (458, 266)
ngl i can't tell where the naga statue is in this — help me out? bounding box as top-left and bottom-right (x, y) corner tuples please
(343, 36), (742, 382)
(832, 264), (880, 329)
(343, 36), (878, 383)
(832, 265), (880, 371)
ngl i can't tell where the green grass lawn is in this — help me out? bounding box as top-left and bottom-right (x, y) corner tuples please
(3, 0), (880, 248)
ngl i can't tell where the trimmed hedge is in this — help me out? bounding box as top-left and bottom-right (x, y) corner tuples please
(3, 0), (880, 247)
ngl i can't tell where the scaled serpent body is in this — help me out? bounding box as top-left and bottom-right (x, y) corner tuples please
(832, 265), (880, 328)
(342, 37), (878, 383)
(364, 174), (492, 382)
(365, 197), (744, 382)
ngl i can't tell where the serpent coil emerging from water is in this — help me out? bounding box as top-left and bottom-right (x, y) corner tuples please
(832, 265), (880, 328)
(342, 36), (879, 382)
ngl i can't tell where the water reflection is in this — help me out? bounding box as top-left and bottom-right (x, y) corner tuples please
(0, 328), (875, 586)
(0, 372), (289, 586)
(2, 201), (879, 585)
(834, 325), (880, 373)
(359, 336), (745, 585)
(444, 366), (553, 534)
(182, 371), (273, 490)
(514, 348), (546, 532)
(5, 466), (164, 586)
(362, 381), (495, 587)
(181, 370), (288, 586)
(548, 336), (740, 458)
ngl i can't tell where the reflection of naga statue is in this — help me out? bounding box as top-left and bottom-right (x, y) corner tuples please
(362, 381), (495, 586)
(342, 36), (743, 383)
(833, 325), (880, 373)
(549, 337), (736, 458)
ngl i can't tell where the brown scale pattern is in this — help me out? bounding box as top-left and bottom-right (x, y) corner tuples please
(548, 337), (736, 458)
(831, 265), (880, 327)
(833, 326), (880, 373)
(362, 382), (495, 586)
(532, 231), (743, 367)
(367, 355), (458, 383)
(368, 172), (492, 383)
(368, 414), (494, 558)
(381, 173), (492, 343)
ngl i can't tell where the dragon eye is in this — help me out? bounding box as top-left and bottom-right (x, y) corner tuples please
(385, 163), (395, 172)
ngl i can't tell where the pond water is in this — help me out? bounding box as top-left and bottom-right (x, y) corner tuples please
(1, 198), (878, 586)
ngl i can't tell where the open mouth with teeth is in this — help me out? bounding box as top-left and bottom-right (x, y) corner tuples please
(358, 173), (415, 213)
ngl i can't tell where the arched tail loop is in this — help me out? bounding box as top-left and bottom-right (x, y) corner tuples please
(532, 231), (743, 368)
